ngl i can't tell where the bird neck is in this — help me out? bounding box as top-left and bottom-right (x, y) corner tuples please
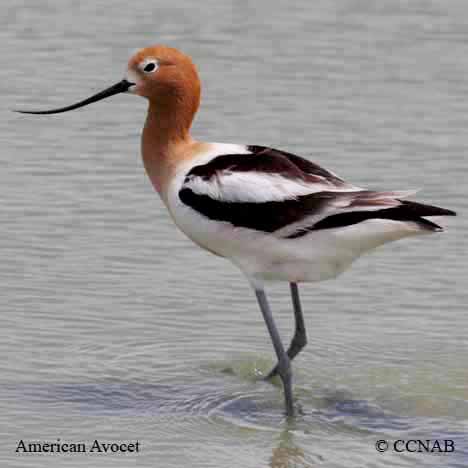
(141, 100), (196, 198)
(143, 97), (195, 143)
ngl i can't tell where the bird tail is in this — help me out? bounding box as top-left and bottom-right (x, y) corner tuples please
(393, 200), (456, 231)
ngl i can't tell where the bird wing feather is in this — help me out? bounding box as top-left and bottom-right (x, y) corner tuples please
(179, 145), (419, 236)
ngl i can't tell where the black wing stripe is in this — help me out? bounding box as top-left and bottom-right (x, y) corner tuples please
(186, 152), (306, 182)
(185, 146), (345, 186)
(180, 189), (456, 237)
(247, 145), (345, 183)
(286, 200), (456, 238)
(179, 189), (332, 233)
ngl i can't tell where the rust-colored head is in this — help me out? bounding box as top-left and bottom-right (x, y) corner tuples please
(126, 45), (201, 141)
(127, 46), (200, 106)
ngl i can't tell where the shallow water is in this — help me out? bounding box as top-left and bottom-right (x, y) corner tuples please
(1, 1), (467, 467)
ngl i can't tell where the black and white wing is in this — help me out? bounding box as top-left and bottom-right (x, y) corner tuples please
(179, 145), (455, 238)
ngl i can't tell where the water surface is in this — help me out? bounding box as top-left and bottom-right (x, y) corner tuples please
(1, 1), (467, 467)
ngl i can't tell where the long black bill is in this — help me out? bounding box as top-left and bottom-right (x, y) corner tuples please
(15, 79), (134, 115)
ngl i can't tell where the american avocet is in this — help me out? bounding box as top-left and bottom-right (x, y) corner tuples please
(18, 45), (456, 416)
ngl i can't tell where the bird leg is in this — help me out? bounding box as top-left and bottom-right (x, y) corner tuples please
(255, 288), (295, 416)
(265, 283), (307, 380)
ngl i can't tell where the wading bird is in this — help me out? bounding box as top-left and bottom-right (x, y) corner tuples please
(18, 45), (455, 416)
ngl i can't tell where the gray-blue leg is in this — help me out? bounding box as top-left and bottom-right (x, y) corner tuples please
(265, 282), (307, 380)
(255, 288), (294, 416)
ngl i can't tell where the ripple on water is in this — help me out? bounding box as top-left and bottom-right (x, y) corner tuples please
(8, 356), (468, 437)
(3, 353), (467, 468)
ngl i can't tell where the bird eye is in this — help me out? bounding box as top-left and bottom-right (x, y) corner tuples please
(143, 62), (157, 73)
